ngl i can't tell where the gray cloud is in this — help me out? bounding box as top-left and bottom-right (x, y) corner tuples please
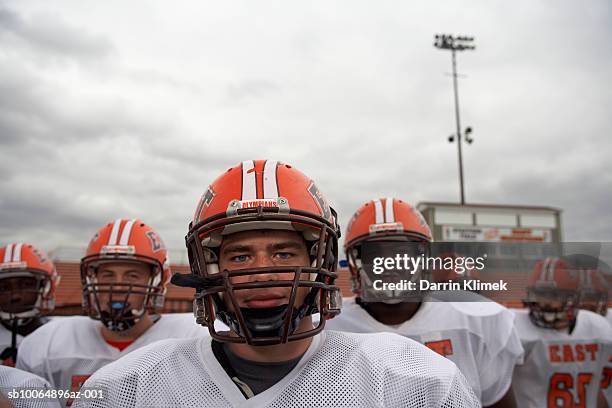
(0, 6), (114, 60)
(226, 79), (280, 102)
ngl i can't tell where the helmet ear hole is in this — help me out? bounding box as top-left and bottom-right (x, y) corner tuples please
(203, 248), (218, 263)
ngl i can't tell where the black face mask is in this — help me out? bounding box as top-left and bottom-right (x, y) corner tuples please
(241, 305), (293, 338)
(217, 304), (303, 339)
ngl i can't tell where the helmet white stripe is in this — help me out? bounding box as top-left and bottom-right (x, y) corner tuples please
(108, 219), (122, 245)
(262, 160), (279, 199)
(384, 197), (395, 223)
(12, 243), (23, 262)
(373, 199), (384, 224)
(241, 160), (256, 200)
(546, 257), (557, 282)
(3, 244), (13, 263)
(119, 219), (136, 246)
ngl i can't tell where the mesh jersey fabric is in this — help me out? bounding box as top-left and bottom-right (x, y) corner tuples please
(73, 330), (480, 408)
(325, 294), (523, 406)
(0, 365), (61, 408)
(16, 313), (207, 405)
(512, 308), (612, 408)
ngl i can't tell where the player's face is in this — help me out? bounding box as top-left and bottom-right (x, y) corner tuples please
(95, 262), (151, 311)
(532, 291), (574, 329)
(0, 276), (39, 314)
(218, 229), (312, 310)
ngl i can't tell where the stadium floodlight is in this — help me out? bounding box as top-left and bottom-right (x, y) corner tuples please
(434, 33), (476, 205)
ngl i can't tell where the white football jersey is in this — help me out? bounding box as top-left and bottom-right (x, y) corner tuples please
(325, 295), (523, 406)
(0, 365), (60, 408)
(607, 309), (612, 326)
(512, 308), (612, 408)
(1, 324), (23, 366)
(16, 313), (207, 405)
(72, 330), (479, 408)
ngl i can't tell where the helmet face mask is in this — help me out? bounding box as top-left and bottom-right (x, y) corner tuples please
(524, 288), (578, 329)
(188, 205), (340, 345)
(344, 198), (433, 304)
(0, 272), (49, 319)
(0, 243), (59, 321)
(524, 257), (580, 330)
(184, 160), (342, 346)
(80, 219), (170, 332)
(347, 237), (431, 303)
(81, 259), (161, 332)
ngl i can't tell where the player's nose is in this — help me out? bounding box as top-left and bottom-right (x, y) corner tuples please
(248, 252), (280, 281)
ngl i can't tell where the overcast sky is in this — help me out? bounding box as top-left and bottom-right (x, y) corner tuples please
(1, 0), (611, 259)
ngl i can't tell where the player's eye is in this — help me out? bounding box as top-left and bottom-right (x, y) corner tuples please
(126, 272), (143, 281)
(274, 252), (294, 260)
(231, 254), (250, 263)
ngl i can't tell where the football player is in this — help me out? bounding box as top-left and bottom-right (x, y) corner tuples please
(512, 256), (612, 407)
(73, 160), (479, 407)
(16, 219), (205, 406)
(325, 198), (523, 407)
(0, 244), (59, 367)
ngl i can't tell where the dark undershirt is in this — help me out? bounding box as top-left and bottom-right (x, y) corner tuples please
(211, 340), (302, 398)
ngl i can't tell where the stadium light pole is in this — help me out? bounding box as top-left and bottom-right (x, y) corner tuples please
(434, 34), (475, 205)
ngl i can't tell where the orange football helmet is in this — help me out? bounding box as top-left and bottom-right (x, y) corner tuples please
(578, 269), (609, 316)
(0, 243), (59, 320)
(80, 219), (170, 331)
(523, 257), (580, 329)
(344, 198), (432, 301)
(177, 160), (341, 345)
